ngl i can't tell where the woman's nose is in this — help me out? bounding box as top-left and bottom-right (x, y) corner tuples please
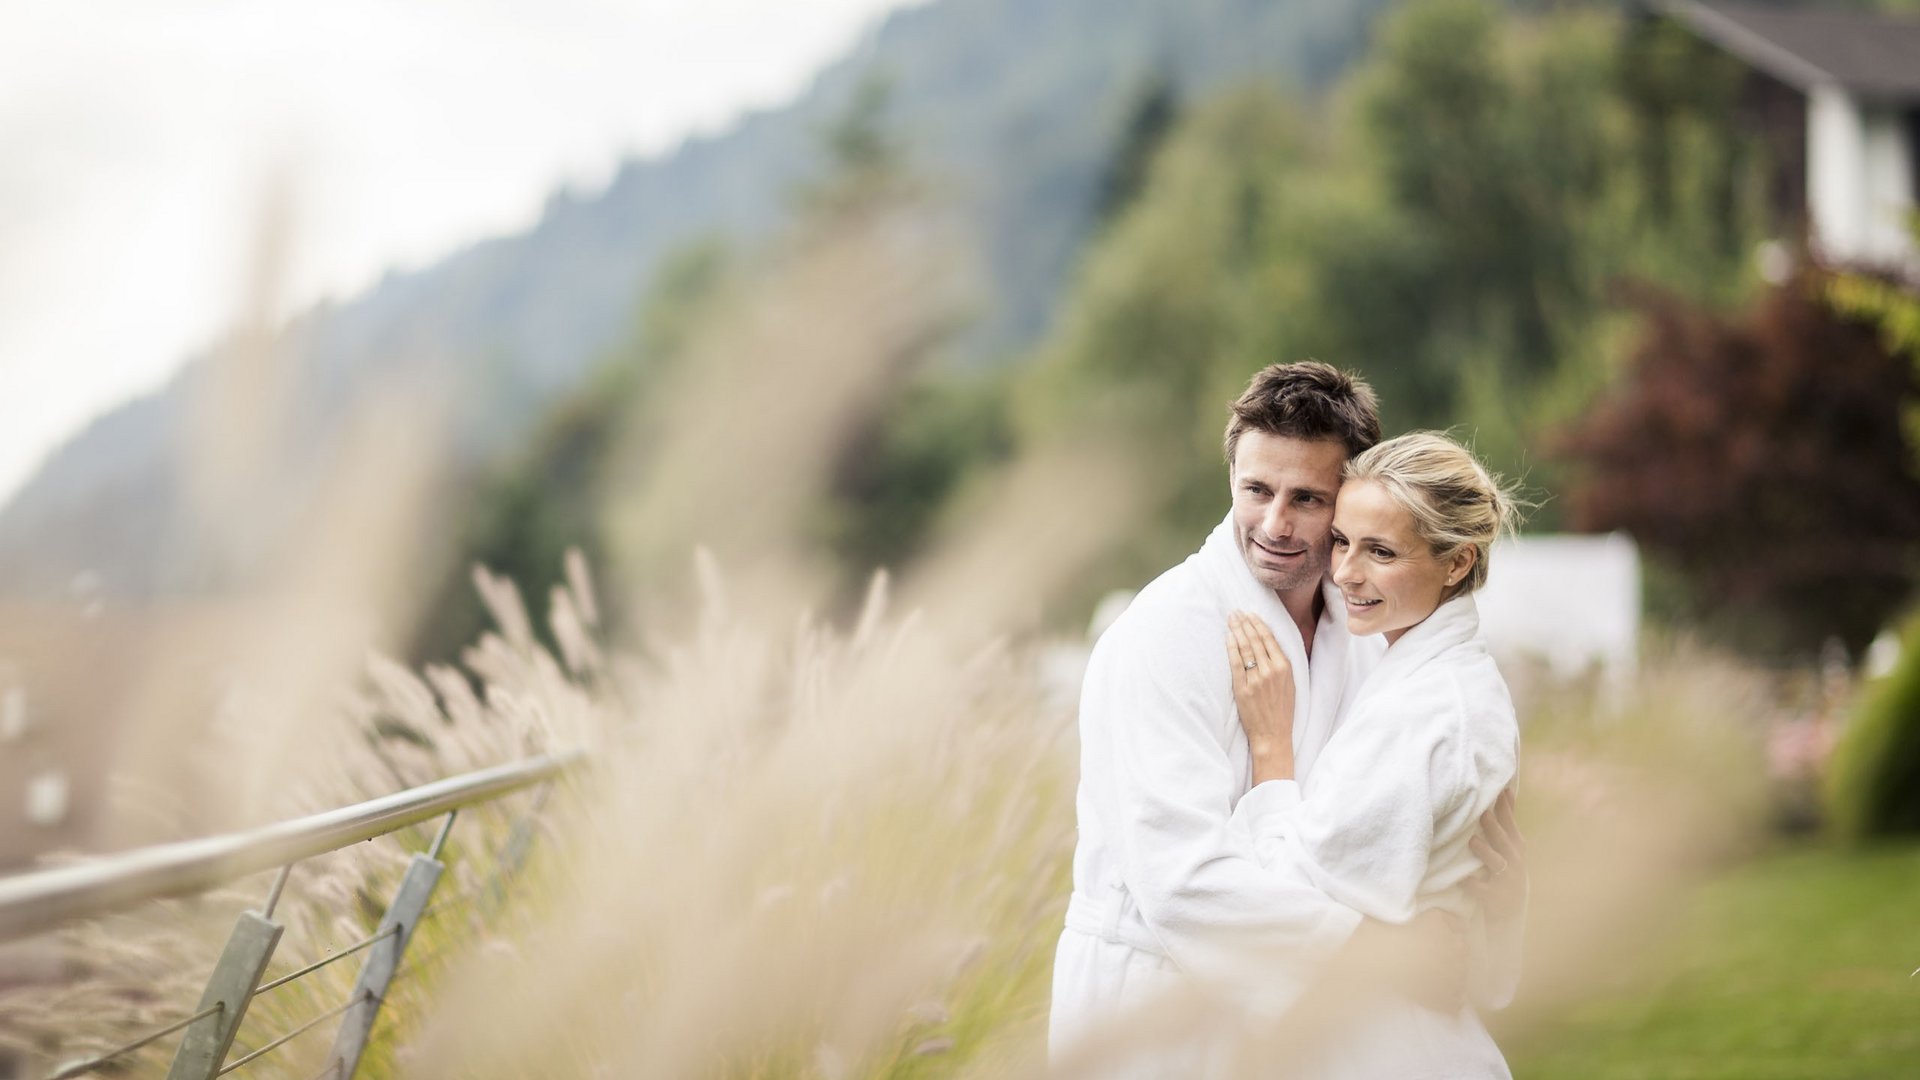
(1332, 546), (1360, 586)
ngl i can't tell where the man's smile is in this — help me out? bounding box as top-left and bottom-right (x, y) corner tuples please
(1250, 536), (1307, 561)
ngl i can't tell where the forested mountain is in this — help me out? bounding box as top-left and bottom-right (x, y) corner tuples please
(0, 0), (1395, 600)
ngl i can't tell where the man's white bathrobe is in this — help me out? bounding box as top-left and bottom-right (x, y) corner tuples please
(1050, 515), (1518, 1076)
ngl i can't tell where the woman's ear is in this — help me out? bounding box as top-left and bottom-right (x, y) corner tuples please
(1445, 546), (1476, 589)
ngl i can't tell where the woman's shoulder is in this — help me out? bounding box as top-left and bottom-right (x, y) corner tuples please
(1351, 641), (1516, 760)
(1424, 643), (1519, 786)
(1421, 637), (1516, 726)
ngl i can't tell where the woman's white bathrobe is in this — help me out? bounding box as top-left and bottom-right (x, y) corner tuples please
(1227, 593), (1520, 1077)
(1050, 516), (1386, 1067)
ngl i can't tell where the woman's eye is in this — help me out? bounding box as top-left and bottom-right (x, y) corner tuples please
(1331, 535), (1348, 548)
(1371, 547), (1394, 560)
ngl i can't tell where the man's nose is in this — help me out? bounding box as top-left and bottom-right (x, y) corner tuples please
(1262, 501), (1291, 540)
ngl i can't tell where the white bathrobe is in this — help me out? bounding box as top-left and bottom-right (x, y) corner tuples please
(1049, 516), (1385, 1068)
(1050, 516), (1519, 1077)
(1228, 592), (1520, 1078)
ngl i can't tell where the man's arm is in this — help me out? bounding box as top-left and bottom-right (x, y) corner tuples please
(1464, 788), (1528, 1008)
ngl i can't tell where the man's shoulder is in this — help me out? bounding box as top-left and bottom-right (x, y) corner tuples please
(1083, 554), (1234, 715)
(1099, 557), (1226, 650)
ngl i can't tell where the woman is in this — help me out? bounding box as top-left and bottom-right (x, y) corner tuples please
(1223, 431), (1523, 1077)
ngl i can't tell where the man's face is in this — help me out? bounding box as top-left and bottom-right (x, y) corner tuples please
(1229, 431), (1348, 597)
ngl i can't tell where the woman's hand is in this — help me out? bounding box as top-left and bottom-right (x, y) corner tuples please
(1227, 611), (1296, 784)
(1463, 787), (1527, 922)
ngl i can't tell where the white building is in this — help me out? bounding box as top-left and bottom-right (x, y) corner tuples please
(1477, 533), (1642, 688)
(1662, 1), (1920, 276)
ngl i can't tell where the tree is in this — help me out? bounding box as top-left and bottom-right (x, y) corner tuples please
(1011, 87), (1318, 581)
(1095, 73), (1181, 225)
(1827, 248), (1920, 471)
(407, 241), (734, 663)
(1557, 275), (1920, 658)
(797, 72), (911, 217)
(819, 370), (1014, 578)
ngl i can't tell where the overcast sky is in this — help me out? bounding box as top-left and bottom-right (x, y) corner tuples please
(0, 0), (916, 505)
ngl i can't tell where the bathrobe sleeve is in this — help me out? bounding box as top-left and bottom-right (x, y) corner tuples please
(1227, 712), (1471, 925)
(1228, 669), (1522, 998)
(1094, 605), (1365, 978)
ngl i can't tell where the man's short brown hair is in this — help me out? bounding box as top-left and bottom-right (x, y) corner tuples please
(1223, 361), (1382, 464)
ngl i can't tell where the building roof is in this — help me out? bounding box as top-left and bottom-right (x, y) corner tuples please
(1658, 1), (1920, 101)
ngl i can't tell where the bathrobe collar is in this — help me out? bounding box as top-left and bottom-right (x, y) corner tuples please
(1195, 513), (1355, 654)
(1346, 592), (1483, 717)
(1196, 513), (1359, 781)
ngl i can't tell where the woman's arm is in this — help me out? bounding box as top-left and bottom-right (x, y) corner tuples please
(1227, 610), (1296, 785)
(1226, 613), (1525, 1007)
(1229, 612), (1515, 1010)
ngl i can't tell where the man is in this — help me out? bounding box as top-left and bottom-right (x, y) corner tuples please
(1049, 361), (1524, 1072)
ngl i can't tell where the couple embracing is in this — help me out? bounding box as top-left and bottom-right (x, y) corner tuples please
(1050, 362), (1528, 1078)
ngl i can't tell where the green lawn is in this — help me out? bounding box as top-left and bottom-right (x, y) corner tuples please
(1507, 843), (1920, 1079)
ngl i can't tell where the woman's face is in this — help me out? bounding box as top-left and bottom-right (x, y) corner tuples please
(1330, 479), (1473, 645)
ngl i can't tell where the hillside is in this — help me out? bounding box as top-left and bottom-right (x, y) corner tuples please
(0, 0), (1392, 601)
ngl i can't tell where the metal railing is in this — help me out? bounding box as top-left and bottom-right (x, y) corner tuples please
(0, 750), (584, 1080)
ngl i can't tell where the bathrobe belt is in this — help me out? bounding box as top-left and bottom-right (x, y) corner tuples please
(1064, 887), (1165, 956)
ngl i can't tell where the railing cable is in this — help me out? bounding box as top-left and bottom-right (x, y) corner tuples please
(43, 1002), (224, 1079)
(214, 991), (372, 1075)
(254, 924), (402, 995)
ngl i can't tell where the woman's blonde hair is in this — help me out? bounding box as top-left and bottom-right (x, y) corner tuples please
(1344, 431), (1522, 598)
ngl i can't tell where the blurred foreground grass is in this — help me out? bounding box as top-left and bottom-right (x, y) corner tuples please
(9, 149), (1908, 1073)
(1507, 842), (1920, 1079)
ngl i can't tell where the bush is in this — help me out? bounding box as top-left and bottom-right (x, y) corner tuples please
(1825, 612), (1920, 839)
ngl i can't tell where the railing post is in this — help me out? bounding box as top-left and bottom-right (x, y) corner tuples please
(164, 909), (282, 1080)
(320, 817), (449, 1077)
